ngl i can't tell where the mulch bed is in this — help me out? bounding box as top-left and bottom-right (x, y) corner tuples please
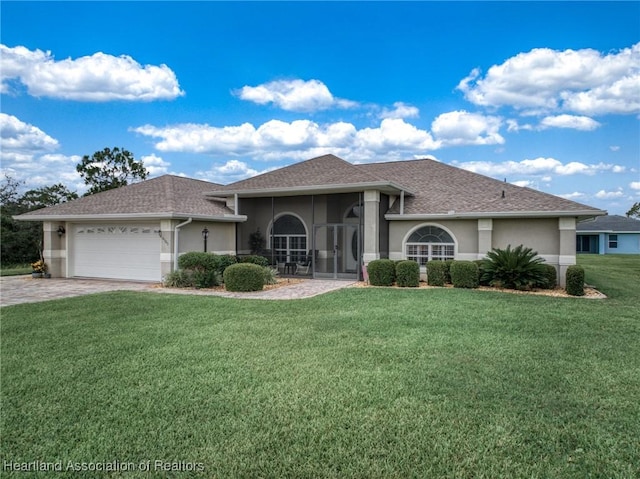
(351, 281), (607, 299)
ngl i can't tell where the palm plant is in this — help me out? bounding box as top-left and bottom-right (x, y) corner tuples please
(480, 244), (548, 290)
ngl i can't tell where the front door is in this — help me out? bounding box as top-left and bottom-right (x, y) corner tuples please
(313, 224), (360, 280)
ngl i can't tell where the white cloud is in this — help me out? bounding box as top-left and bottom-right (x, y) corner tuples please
(630, 181), (640, 190)
(235, 79), (357, 112)
(511, 180), (534, 188)
(196, 160), (266, 184)
(558, 192), (587, 200)
(453, 157), (627, 177)
(539, 114), (601, 131)
(140, 154), (171, 176)
(457, 42), (640, 115)
(431, 111), (504, 146)
(0, 113), (59, 154)
(379, 102), (420, 119)
(133, 117), (441, 162)
(0, 44), (184, 101)
(595, 188), (625, 199)
(610, 145), (620, 152)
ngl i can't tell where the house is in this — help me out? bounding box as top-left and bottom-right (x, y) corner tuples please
(16, 154), (605, 286)
(576, 215), (640, 254)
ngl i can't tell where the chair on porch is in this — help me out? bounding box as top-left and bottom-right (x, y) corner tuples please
(296, 250), (314, 275)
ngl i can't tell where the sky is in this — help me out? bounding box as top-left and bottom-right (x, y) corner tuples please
(1, 1), (639, 215)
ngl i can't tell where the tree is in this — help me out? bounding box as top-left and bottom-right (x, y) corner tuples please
(21, 183), (78, 210)
(76, 147), (148, 195)
(626, 202), (640, 219)
(0, 177), (79, 266)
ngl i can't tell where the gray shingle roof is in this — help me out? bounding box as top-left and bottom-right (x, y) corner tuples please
(16, 175), (234, 220)
(577, 214), (640, 232)
(359, 158), (603, 215)
(211, 154), (408, 195)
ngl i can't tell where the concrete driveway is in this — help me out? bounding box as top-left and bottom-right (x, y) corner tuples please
(0, 276), (355, 307)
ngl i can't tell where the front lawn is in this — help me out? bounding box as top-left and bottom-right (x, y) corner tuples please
(1, 255), (638, 478)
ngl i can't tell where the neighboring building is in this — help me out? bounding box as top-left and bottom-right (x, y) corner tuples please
(16, 154), (606, 286)
(576, 215), (640, 254)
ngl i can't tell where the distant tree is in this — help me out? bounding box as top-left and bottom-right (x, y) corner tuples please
(0, 177), (79, 266)
(76, 147), (148, 195)
(21, 183), (78, 210)
(0, 174), (21, 205)
(0, 175), (39, 265)
(626, 202), (640, 219)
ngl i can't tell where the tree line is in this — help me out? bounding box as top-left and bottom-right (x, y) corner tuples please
(1, 147), (147, 265)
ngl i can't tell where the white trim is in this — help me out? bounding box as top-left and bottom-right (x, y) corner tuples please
(558, 217), (576, 230)
(206, 181), (414, 198)
(559, 255), (576, 266)
(402, 223), (458, 265)
(386, 210), (606, 220)
(477, 218), (493, 231)
(15, 213), (247, 222)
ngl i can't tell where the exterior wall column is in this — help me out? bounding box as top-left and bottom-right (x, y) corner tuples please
(598, 233), (605, 254)
(159, 219), (175, 279)
(363, 190), (380, 263)
(42, 221), (67, 278)
(558, 217), (577, 287)
(477, 218), (493, 259)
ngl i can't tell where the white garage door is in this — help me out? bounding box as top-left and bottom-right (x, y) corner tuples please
(71, 224), (161, 281)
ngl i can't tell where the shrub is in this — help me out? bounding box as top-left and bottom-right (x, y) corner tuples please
(367, 259), (396, 286)
(474, 260), (490, 286)
(262, 266), (278, 285)
(240, 255), (270, 267)
(566, 265), (585, 296)
(426, 261), (447, 286)
(450, 261), (479, 289)
(480, 244), (547, 290)
(396, 260), (420, 287)
(214, 254), (237, 275)
(175, 252), (222, 287)
(540, 264), (557, 289)
(178, 252), (217, 272)
(223, 263), (264, 292)
(444, 259), (454, 284)
(163, 269), (195, 288)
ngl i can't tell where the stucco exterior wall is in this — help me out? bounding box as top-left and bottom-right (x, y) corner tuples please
(178, 221), (236, 255)
(492, 218), (559, 254)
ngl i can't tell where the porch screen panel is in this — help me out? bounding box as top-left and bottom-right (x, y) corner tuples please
(272, 214), (307, 263)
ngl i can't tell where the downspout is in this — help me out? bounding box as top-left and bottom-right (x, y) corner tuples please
(174, 218), (193, 271)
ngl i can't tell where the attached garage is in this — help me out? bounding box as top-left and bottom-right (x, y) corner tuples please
(70, 223), (162, 281)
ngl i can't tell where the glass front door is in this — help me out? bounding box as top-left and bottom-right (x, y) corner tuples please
(313, 224), (360, 280)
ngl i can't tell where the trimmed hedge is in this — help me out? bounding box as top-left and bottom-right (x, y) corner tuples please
(426, 261), (447, 286)
(367, 259), (396, 286)
(541, 264), (557, 289)
(178, 252), (217, 272)
(240, 255), (270, 267)
(444, 259), (454, 284)
(176, 252), (222, 288)
(566, 265), (585, 296)
(450, 260), (479, 289)
(223, 263), (264, 292)
(396, 260), (420, 287)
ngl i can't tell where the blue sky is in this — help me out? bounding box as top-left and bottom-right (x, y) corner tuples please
(1, 1), (639, 215)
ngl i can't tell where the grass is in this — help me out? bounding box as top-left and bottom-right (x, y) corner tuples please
(0, 264), (32, 277)
(1, 255), (639, 478)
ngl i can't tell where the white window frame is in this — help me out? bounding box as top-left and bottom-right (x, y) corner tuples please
(268, 213), (308, 264)
(608, 234), (618, 249)
(403, 224), (457, 266)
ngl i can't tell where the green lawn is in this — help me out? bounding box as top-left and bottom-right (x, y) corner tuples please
(0, 264), (32, 277)
(1, 255), (638, 478)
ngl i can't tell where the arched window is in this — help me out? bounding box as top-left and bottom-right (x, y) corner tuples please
(271, 214), (307, 263)
(405, 225), (455, 265)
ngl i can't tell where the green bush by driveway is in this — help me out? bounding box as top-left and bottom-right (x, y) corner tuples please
(1, 255), (638, 478)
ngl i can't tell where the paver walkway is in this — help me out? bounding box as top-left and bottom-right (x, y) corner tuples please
(0, 276), (355, 307)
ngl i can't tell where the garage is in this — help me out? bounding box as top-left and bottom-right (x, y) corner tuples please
(70, 223), (162, 281)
